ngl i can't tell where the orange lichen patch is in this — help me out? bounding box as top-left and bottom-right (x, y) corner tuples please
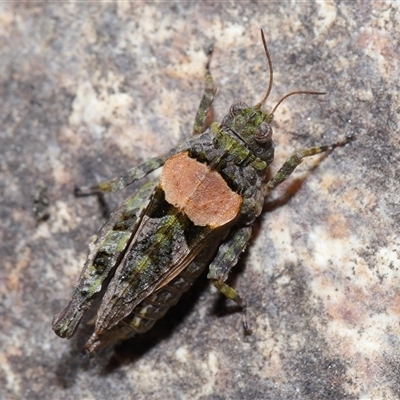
(160, 152), (242, 227)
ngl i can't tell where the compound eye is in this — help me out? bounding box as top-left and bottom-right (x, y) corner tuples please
(230, 102), (247, 117)
(255, 122), (272, 143)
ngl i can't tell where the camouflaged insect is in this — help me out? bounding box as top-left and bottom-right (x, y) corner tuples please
(52, 30), (354, 353)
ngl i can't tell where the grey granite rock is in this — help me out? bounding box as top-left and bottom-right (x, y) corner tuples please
(1, 2), (399, 399)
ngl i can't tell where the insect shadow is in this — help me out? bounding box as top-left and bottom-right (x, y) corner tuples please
(263, 153), (331, 213)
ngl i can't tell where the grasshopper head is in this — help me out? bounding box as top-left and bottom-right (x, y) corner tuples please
(221, 101), (275, 164)
(220, 29), (325, 164)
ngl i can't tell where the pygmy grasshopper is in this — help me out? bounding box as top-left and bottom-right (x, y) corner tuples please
(52, 30), (354, 353)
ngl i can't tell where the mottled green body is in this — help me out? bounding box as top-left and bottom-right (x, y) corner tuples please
(83, 120), (272, 351)
(52, 31), (354, 353)
(52, 181), (158, 339)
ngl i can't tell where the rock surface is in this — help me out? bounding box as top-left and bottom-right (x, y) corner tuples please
(1, 2), (399, 399)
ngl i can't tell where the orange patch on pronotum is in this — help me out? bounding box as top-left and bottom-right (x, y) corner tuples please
(160, 152), (242, 228)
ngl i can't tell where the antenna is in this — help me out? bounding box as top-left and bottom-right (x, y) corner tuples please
(256, 29), (273, 108)
(271, 91), (326, 116)
(256, 29), (326, 114)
